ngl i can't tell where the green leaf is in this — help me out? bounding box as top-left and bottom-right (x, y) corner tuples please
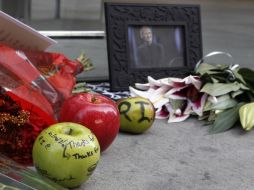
(239, 83), (249, 90)
(200, 73), (213, 83)
(76, 52), (94, 71)
(210, 72), (233, 83)
(232, 69), (247, 85)
(198, 111), (211, 121)
(231, 90), (244, 98)
(195, 62), (228, 75)
(238, 68), (254, 92)
(246, 91), (254, 102)
(238, 68), (254, 82)
(195, 63), (217, 75)
(209, 103), (245, 134)
(201, 82), (244, 96)
(204, 94), (237, 111)
(207, 111), (217, 122)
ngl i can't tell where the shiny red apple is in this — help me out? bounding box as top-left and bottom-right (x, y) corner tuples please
(59, 92), (120, 152)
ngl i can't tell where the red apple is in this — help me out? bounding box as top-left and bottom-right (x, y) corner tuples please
(59, 93), (120, 152)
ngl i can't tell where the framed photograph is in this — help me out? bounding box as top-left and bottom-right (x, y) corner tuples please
(105, 3), (202, 91)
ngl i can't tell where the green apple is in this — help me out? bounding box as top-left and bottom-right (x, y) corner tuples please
(117, 97), (155, 134)
(32, 122), (100, 188)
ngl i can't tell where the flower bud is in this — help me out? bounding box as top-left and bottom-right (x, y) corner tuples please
(239, 103), (254, 131)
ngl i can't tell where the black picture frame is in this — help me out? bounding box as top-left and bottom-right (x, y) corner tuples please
(105, 2), (203, 91)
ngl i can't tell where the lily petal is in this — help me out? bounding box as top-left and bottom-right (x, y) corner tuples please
(164, 102), (173, 113)
(155, 106), (169, 119)
(164, 85), (186, 97)
(148, 76), (162, 87)
(153, 97), (170, 109)
(164, 102), (190, 123)
(165, 75), (202, 89)
(168, 112), (190, 123)
(160, 77), (181, 86)
(149, 85), (171, 103)
(168, 77), (187, 88)
(183, 102), (192, 115)
(129, 86), (155, 98)
(165, 90), (188, 100)
(189, 93), (207, 116)
(135, 82), (150, 90)
(183, 75), (202, 89)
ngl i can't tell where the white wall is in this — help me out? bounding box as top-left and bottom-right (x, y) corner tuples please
(31, 0), (56, 19)
(61, 0), (101, 20)
(31, 0), (101, 20)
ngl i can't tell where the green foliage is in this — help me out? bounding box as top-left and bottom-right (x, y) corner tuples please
(201, 82), (248, 97)
(203, 94), (237, 111)
(76, 52), (93, 71)
(238, 68), (254, 91)
(72, 82), (92, 94)
(209, 103), (244, 134)
(195, 62), (254, 133)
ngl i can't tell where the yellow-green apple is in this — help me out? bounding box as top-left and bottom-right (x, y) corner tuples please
(117, 97), (155, 134)
(59, 93), (120, 152)
(32, 122), (100, 188)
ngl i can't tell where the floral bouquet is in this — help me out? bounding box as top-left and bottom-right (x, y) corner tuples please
(0, 43), (91, 164)
(130, 52), (254, 133)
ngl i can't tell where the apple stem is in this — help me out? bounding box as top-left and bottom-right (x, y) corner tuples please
(65, 128), (73, 135)
(91, 96), (97, 103)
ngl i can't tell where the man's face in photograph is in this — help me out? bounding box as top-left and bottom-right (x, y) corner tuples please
(141, 27), (153, 44)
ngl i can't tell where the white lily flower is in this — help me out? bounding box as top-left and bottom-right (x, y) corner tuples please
(183, 75), (202, 89)
(153, 98), (169, 109)
(155, 106), (170, 119)
(130, 75), (207, 123)
(135, 82), (150, 90)
(147, 76), (162, 87)
(188, 93), (208, 116)
(129, 86), (155, 99)
(168, 113), (190, 123)
(149, 85), (171, 107)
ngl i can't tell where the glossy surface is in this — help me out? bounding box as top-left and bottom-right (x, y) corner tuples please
(59, 93), (120, 152)
(32, 122), (100, 188)
(117, 97), (155, 134)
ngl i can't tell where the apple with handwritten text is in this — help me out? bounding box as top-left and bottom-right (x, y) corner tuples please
(59, 92), (120, 152)
(117, 97), (155, 134)
(32, 122), (100, 188)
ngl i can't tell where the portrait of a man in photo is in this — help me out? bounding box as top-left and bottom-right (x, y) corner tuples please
(136, 26), (165, 68)
(128, 25), (185, 69)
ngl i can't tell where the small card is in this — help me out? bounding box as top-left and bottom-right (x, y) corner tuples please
(0, 11), (57, 51)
